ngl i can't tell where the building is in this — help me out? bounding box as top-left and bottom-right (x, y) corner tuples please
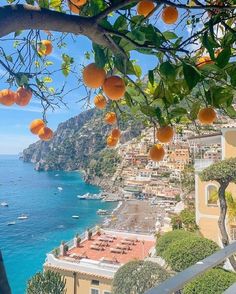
(44, 228), (155, 294)
(190, 127), (236, 245)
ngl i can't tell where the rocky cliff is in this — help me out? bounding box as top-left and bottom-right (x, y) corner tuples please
(22, 108), (143, 187)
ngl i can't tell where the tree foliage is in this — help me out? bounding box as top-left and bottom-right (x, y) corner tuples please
(0, 0), (236, 125)
(180, 208), (198, 232)
(26, 270), (66, 294)
(156, 229), (194, 257)
(183, 268), (236, 294)
(200, 158), (236, 184)
(162, 236), (219, 271)
(112, 260), (170, 294)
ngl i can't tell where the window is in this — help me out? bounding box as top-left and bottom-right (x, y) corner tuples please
(91, 289), (99, 294)
(207, 185), (218, 206)
(91, 280), (99, 286)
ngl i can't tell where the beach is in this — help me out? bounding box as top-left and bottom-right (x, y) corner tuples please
(104, 200), (167, 234)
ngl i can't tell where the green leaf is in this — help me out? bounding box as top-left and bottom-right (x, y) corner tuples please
(163, 31), (178, 40)
(159, 62), (176, 80)
(93, 43), (106, 68)
(113, 16), (128, 31)
(189, 101), (201, 120)
(43, 76), (53, 83)
(216, 47), (231, 68)
(182, 62), (201, 90)
(148, 70), (154, 86)
(6, 55), (13, 63)
(170, 107), (188, 118)
(133, 64), (142, 78)
(14, 31), (23, 38)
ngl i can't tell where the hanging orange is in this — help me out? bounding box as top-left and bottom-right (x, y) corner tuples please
(30, 119), (45, 135)
(103, 76), (126, 101)
(0, 89), (16, 106)
(106, 135), (118, 148)
(162, 6), (179, 24)
(94, 94), (107, 110)
(111, 128), (121, 139)
(83, 63), (106, 89)
(68, 1), (80, 14)
(38, 40), (53, 56)
(149, 144), (165, 162)
(198, 107), (217, 125)
(156, 126), (174, 143)
(70, 0), (87, 6)
(137, 1), (155, 17)
(104, 112), (117, 125)
(15, 87), (32, 106)
(38, 127), (54, 141)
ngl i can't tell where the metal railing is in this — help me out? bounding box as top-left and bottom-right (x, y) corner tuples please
(144, 242), (236, 294)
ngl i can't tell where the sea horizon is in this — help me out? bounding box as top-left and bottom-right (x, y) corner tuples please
(0, 155), (116, 294)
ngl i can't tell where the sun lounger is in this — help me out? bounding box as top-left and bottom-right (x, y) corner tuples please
(110, 247), (124, 254)
(90, 245), (103, 251)
(116, 244), (130, 250)
(121, 240), (133, 245)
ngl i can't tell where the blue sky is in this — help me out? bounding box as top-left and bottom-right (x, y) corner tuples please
(0, 3), (192, 154)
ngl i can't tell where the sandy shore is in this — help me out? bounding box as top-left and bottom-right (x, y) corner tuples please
(103, 200), (166, 234)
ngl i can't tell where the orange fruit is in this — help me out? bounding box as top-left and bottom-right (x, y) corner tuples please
(103, 76), (126, 101)
(196, 56), (214, 69)
(30, 119), (45, 135)
(83, 63), (106, 89)
(104, 112), (117, 125)
(162, 6), (179, 24)
(0, 89), (16, 106)
(111, 128), (121, 139)
(107, 135), (118, 148)
(137, 0), (155, 17)
(68, 1), (80, 14)
(94, 94), (107, 110)
(70, 0), (87, 6)
(149, 144), (165, 162)
(38, 127), (54, 141)
(38, 40), (53, 56)
(156, 126), (174, 143)
(15, 87), (32, 106)
(198, 107), (217, 125)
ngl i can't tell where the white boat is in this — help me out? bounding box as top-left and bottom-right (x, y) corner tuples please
(97, 209), (109, 215)
(55, 174), (59, 177)
(18, 214), (28, 220)
(1, 202), (8, 207)
(57, 187), (63, 191)
(7, 221), (16, 226)
(77, 195), (86, 200)
(72, 215), (79, 219)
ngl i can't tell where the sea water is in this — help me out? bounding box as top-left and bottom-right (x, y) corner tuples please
(0, 155), (115, 294)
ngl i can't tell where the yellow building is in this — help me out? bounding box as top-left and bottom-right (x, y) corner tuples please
(190, 127), (236, 245)
(44, 228), (155, 294)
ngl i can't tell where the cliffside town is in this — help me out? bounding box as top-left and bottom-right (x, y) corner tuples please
(23, 108), (230, 200)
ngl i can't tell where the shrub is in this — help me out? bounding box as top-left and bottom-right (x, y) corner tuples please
(112, 260), (170, 294)
(163, 236), (219, 272)
(156, 230), (193, 257)
(183, 268), (236, 294)
(27, 270), (66, 294)
(180, 208), (198, 232)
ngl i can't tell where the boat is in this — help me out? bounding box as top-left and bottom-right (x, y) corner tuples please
(1, 202), (8, 207)
(84, 193), (102, 200)
(57, 187), (63, 191)
(72, 215), (79, 219)
(77, 195), (86, 200)
(97, 209), (109, 215)
(18, 214), (28, 220)
(55, 174), (59, 177)
(7, 221), (16, 226)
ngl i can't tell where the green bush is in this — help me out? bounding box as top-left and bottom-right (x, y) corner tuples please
(183, 268), (236, 294)
(112, 260), (170, 294)
(180, 209), (198, 232)
(156, 230), (193, 257)
(27, 270), (66, 294)
(163, 236), (219, 272)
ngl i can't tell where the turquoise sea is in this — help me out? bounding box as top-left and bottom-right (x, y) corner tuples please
(0, 155), (116, 294)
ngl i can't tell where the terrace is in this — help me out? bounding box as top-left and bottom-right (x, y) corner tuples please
(45, 229), (155, 279)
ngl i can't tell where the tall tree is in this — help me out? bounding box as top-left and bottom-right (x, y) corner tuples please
(200, 158), (236, 270)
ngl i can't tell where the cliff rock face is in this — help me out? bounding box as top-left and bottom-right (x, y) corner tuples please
(22, 108), (143, 177)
